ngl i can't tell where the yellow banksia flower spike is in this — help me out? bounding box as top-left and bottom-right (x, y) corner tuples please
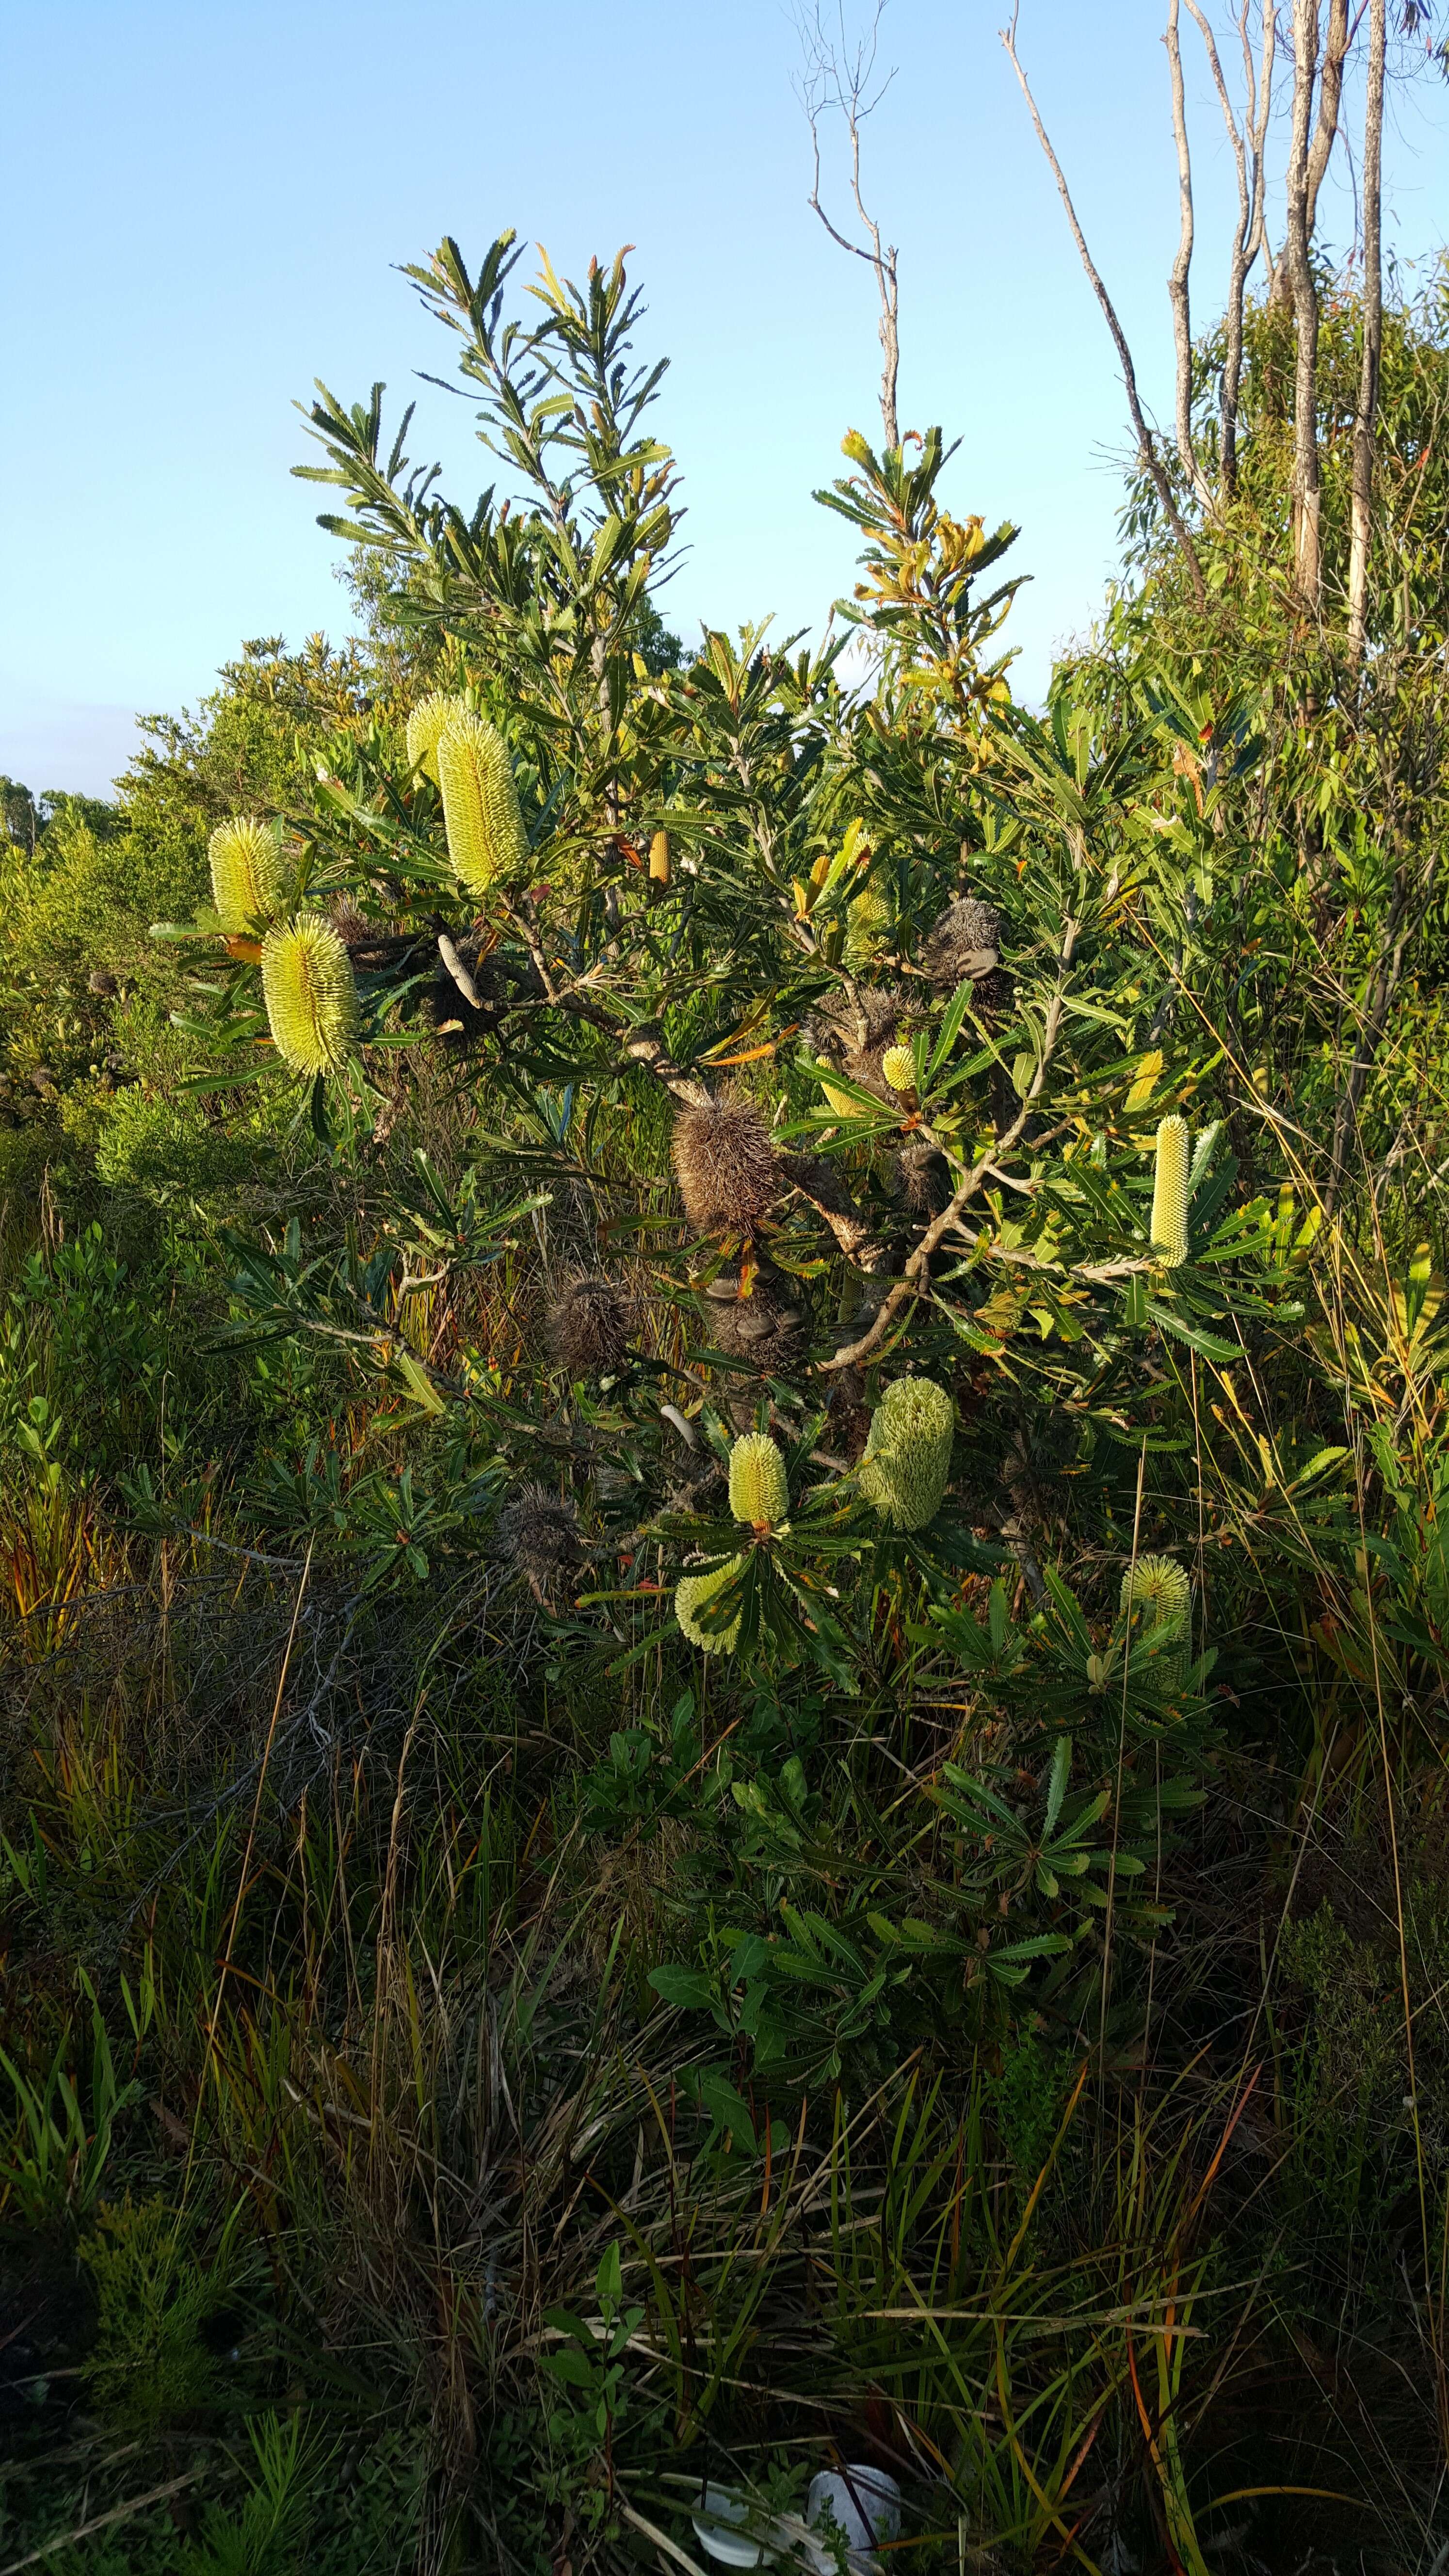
(728, 1432), (789, 1530)
(406, 693), (468, 786)
(209, 818), (286, 932)
(1151, 1114), (1191, 1268)
(261, 915), (361, 1078)
(436, 712), (528, 895)
(648, 828), (671, 886)
(882, 1044), (916, 1095)
(1120, 1553), (1191, 1637)
(858, 1377), (955, 1531)
(676, 1557), (743, 1655)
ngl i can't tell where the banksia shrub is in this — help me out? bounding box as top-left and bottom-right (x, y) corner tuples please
(498, 1481), (580, 1600)
(728, 1432), (789, 1530)
(406, 692), (467, 785)
(882, 1044), (916, 1095)
(857, 1376), (955, 1531)
(1120, 1553), (1191, 1638)
(436, 712), (528, 895)
(209, 818), (286, 932)
(260, 916), (360, 1077)
(1150, 1115), (1191, 1268)
(673, 1094), (780, 1238)
(548, 1273), (631, 1377)
(676, 1556), (743, 1654)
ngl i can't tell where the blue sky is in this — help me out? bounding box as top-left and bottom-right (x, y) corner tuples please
(3, 1), (1446, 798)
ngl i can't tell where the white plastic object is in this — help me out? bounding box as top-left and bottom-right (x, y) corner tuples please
(804, 2467), (902, 2570)
(691, 2484), (779, 2569)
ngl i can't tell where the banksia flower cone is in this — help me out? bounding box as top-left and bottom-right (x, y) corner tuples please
(676, 1557), (743, 1655)
(882, 1044), (916, 1095)
(648, 828), (671, 886)
(1151, 1115), (1191, 1268)
(673, 1094), (780, 1238)
(436, 712), (528, 895)
(548, 1273), (630, 1378)
(406, 692), (467, 785)
(728, 1431), (789, 1530)
(498, 1481), (580, 1600)
(858, 1376), (955, 1531)
(1119, 1554), (1191, 1638)
(261, 916), (361, 1077)
(209, 818), (286, 931)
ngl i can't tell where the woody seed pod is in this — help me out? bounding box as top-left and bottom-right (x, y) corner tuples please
(209, 818), (287, 932)
(548, 1273), (631, 1377)
(436, 711), (528, 895)
(406, 692), (468, 786)
(857, 1376), (956, 1531)
(498, 1481), (580, 1600)
(1151, 1115), (1191, 1269)
(261, 915), (361, 1077)
(728, 1432), (789, 1530)
(676, 1556), (743, 1655)
(882, 1044), (916, 1095)
(672, 1094), (780, 1239)
(1119, 1553), (1191, 1639)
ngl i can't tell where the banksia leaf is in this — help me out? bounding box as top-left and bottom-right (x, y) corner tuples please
(261, 915), (361, 1077)
(548, 1273), (631, 1377)
(1151, 1115), (1191, 1268)
(436, 712), (528, 894)
(1120, 1553), (1191, 1638)
(728, 1431), (789, 1530)
(676, 1556), (743, 1655)
(209, 818), (286, 931)
(406, 692), (467, 785)
(857, 1377), (955, 1531)
(882, 1044), (916, 1095)
(820, 1075), (866, 1117)
(673, 1094), (779, 1238)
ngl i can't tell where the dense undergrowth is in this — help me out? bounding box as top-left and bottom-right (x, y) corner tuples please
(1, 231), (1449, 2575)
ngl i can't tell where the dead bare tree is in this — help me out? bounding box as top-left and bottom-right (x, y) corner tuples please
(1348, 0), (1387, 664)
(1000, 5), (1208, 611)
(1167, 0), (1217, 511)
(795, 1), (902, 451)
(1184, 0), (1276, 497)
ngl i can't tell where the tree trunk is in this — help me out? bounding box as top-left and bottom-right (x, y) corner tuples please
(1286, 0), (1322, 607)
(1348, 0), (1386, 666)
(1166, 0), (1213, 513)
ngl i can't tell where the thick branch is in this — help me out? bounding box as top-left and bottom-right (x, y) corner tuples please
(1305, 0), (1352, 241)
(1001, 9), (1208, 612)
(1347, 0), (1386, 665)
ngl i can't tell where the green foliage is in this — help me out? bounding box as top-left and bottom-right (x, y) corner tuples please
(80, 2197), (219, 2431)
(3, 222), (1449, 2576)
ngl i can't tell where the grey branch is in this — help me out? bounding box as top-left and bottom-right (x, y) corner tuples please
(1001, 6), (1208, 611)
